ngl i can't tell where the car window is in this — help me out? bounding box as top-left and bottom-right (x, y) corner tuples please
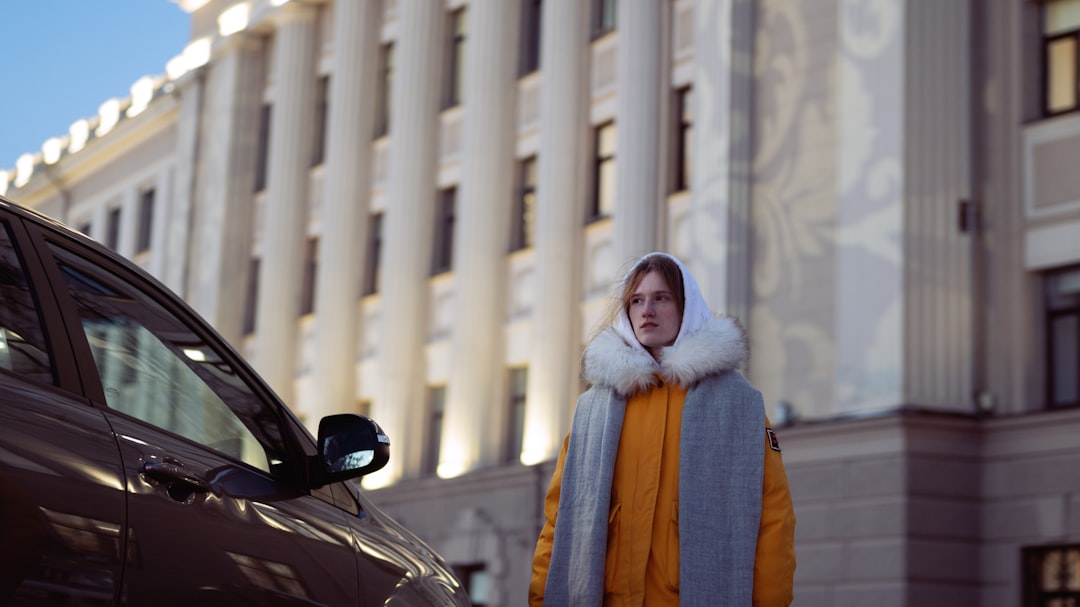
(0, 220), (53, 384)
(47, 243), (289, 474)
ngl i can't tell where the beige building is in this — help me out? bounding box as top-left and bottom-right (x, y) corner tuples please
(4, 0), (1080, 604)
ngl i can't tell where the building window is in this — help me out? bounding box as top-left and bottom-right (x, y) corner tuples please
(505, 367), (528, 464)
(589, 122), (616, 221)
(243, 258), (260, 335)
(254, 104), (272, 192)
(453, 563), (492, 607)
(376, 43), (394, 138)
(375, 44), (393, 138)
(300, 237), (318, 316)
(519, 0), (542, 75)
(1023, 544), (1080, 606)
(511, 156), (537, 251)
(1044, 0), (1080, 116)
(593, 0), (616, 37)
(444, 8), (468, 109)
(363, 212), (383, 296)
(432, 187), (456, 275)
(423, 385), (446, 476)
(1047, 265), (1080, 408)
(312, 75), (329, 167)
(136, 188), (155, 253)
(106, 207), (122, 250)
(672, 86), (693, 193)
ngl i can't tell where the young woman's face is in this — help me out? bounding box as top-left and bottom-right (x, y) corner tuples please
(629, 270), (682, 357)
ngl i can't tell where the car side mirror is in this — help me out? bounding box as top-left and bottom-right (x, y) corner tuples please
(313, 414), (390, 486)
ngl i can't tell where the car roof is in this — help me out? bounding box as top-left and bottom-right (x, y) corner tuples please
(1, 194), (93, 240)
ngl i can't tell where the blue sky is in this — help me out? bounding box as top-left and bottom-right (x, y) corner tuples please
(1, 1), (190, 170)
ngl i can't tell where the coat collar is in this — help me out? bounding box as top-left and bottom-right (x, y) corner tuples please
(583, 315), (748, 397)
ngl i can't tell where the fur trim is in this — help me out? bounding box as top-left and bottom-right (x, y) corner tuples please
(583, 315), (748, 396)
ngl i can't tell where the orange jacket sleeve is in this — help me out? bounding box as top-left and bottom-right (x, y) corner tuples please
(529, 434), (570, 607)
(753, 419), (797, 606)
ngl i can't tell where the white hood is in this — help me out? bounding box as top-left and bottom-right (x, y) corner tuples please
(583, 252), (748, 396)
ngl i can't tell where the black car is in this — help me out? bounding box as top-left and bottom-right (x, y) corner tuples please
(0, 196), (471, 606)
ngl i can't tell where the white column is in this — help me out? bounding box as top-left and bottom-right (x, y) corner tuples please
(311, 0), (380, 426)
(440, 0), (520, 478)
(188, 35), (263, 345)
(254, 5), (318, 406)
(117, 188), (138, 259)
(835, 0), (903, 413)
(163, 68), (205, 297)
(90, 205), (109, 244)
(834, 0), (973, 413)
(689, 0), (754, 322)
(613, 0), (663, 265)
(373, 0), (443, 483)
(521, 0), (589, 465)
(147, 163), (174, 280)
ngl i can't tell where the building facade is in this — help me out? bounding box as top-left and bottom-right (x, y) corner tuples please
(3, 0), (1080, 605)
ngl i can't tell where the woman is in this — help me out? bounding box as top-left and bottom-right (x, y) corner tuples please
(529, 252), (796, 606)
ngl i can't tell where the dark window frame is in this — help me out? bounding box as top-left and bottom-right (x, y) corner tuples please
(1044, 30), (1080, 117)
(243, 258), (260, 335)
(432, 187), (456, 275)
(592, 0), (616, 38)
(423, 385), (446, 476)
(519, 0), (542, 75)
(300, 237), (318, 317)
(1022, 544), (1080, 606)
(587, 121), (616, 222)
(1042, 3), (1080, 117)
(511, 156), (537, 251)
(1046, 265), (1080, 409)
(312, 75), (330, 167)
(136, 188), (155, 253)
(672, 85), (693, 193)
(254, 104), (272, 192)
(504, 366), (527, 464)
(105, 207), (122, 251)
(376, 43), (394, 139)
(362, 212), (383, 296)
(443, 8), (468, 109)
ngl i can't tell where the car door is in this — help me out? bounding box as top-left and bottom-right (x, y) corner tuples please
(0, 213), (127, 605)
(33, 230), (364, 606)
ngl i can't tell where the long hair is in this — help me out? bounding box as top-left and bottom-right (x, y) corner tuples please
(588, 253), (686, 345)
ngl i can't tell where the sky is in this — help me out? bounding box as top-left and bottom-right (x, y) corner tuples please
(1, 1), (191, 171)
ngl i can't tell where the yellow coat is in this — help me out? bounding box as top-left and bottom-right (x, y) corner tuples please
(530, 380), (796, 606)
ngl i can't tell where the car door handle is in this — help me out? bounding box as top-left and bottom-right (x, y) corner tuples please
(142, 460), (211, 502)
